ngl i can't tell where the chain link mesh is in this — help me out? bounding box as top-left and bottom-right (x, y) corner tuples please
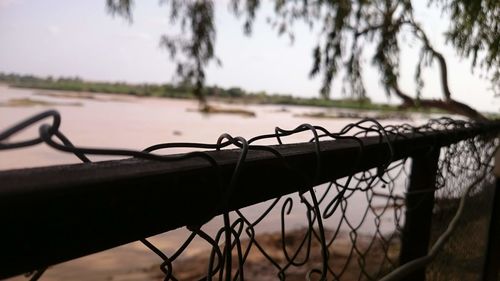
(0, 111), (498, 281)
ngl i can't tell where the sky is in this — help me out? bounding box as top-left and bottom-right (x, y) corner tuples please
(0, 0), (498, 112)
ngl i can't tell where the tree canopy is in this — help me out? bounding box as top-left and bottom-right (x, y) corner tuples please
(106, 0), (499, 120)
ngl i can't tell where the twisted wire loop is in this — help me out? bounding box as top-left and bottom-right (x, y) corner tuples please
(0, 111), (497, 281)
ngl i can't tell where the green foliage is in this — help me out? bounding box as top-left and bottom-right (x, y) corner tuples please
(107, 0), (217, 106)
(1, 72), (430, 113)
(226, 87), (245, 98)
(433, 0), (499, 94)
(106, 0), (133, 21)
(106, 0), (499, 115)
(0, 73), (186, 98)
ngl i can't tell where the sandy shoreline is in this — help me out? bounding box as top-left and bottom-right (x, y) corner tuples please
(2, 85), (405, 281)
(8, 229), (399, 281)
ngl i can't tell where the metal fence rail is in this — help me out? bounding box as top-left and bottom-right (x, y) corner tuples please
(1, 110), (500, 281)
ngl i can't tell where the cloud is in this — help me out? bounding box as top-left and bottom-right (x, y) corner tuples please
(0, 0), (22, 9)
(149, 18), (168, 26)
(47, 25), (61, 36)
(133, 32), (152, 40)
(122, 32), (153, 41)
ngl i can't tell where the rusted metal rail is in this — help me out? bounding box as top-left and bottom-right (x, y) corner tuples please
(1, 122), (499, 279)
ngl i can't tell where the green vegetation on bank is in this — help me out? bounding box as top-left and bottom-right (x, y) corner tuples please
(0, 72), (441, 113)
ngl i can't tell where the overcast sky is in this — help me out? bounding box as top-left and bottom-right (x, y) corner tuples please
(0, 0), (498, 112)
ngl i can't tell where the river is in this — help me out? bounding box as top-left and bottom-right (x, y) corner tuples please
(1, 85), (422, 281)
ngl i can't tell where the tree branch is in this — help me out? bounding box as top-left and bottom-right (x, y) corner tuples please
(384, 20), (488, 121)
(403, 99), (488, 121)
(390, 78), (487, 121)
(354, 19), (410, 37)
(411, 23), (452, 101)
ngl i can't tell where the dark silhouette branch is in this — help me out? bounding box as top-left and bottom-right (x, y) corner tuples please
(354, 19), (410, 37)
(106, 0), (495, 121)
(411, 22), (452, 101)
(384, 20), (488, 121)
(391, 79), (487, 121)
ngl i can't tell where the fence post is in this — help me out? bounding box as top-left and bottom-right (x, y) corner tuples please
(481, 147), (500, 281)
(399, 147), (440, 281)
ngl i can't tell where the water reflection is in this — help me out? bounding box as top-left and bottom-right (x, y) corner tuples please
(1, 85), (414, 281)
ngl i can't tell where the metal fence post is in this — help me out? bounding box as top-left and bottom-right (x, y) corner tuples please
(482, 147), (500, 281)
(399, 147), (441, 281)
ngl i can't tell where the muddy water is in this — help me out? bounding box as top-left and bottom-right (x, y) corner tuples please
(1, 85), (416, 281)
(0, 85), (369, 170)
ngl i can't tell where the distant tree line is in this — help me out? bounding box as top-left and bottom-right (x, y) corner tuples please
(9, 72), (484, 115)
(2, 72), (425, 111)
(0, 72), (263, 99)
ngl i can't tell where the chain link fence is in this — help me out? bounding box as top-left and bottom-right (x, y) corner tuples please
(1, 110), (499, 281)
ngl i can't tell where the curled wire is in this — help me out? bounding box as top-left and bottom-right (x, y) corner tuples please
(0, 110), (497, 281)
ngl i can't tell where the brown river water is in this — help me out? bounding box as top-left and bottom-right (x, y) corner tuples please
(1, 85), (425, 280)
